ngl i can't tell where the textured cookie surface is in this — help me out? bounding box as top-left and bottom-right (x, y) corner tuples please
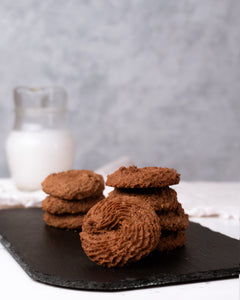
(109, 187), (178, 212)
(80, 195), (161, 267)
(106, 166), (180, 188)
(157, 231), (186, 252)
(42, 170), (104, 200)
(43, 212), (84, 229)
(157, 203), (189, 231)
(42, 195), (105, 215)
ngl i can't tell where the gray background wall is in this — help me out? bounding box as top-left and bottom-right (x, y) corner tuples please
(0, 0), (239, 181)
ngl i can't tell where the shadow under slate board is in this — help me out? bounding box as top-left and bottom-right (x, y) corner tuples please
(0, 208), (239, 291)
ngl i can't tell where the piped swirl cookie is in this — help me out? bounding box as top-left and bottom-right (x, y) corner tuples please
(42, 195), (105, 215)
(43, 212), (84, 229)
(109, 187), (179, 212)
(157, 231), (186, 252)
(157, 203), (189, 231)
(106, 166), (180, 188)
(42, 170), (104, 200)
(80, 195), (161, 267)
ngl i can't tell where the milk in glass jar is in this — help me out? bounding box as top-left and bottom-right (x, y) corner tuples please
(5, 87), (75, 191)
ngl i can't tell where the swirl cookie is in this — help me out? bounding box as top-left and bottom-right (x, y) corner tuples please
(43, 212), (84, 229)
(42, 195), (105, 215)
(106, 166), (180, 188)
(109, 187), (178, 212)
(157, 231), (186, 252)
(80, 195), (161, 267)
(157, 203), (189, 231)
(42, 170), (104, 200)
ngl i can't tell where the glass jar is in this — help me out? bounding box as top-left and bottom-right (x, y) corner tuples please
(5, 87), (75, 191)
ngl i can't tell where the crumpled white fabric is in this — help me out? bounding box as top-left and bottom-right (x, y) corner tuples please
(174, 181), (240, 220)
(0, 178), (46, 209)
(0, 157), (239, 220)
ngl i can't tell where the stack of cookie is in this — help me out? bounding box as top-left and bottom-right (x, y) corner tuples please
(41, 170), (105, 229)
(106, 166), (189, 252)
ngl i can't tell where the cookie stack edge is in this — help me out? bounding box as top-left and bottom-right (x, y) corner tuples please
(41, 170), (105, 229)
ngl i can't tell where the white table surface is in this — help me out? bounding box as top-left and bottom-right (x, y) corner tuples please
(0, 217), (239, 300)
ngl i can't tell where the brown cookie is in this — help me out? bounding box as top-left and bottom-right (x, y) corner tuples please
(157, 203), (189, 231)
(43, 212), (84, 229)
(106, 166), (180, 188)
(41, 195), (105, 215)
(109, 187), (179, 212)
(80, 195), (161, 267)
(157, 231), (186, 252)
(42, 170), (104, 200)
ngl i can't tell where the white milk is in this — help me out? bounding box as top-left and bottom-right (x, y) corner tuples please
(6, 129), (75, 190)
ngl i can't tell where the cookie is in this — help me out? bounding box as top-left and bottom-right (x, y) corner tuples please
(157, 203), (189, 231)
(106, 166), (180, 188)
(109, 187), (179, 212)
(80, 195), (161, 267)
(43, 212), (84, 229)
(42, 195), (105, 215)
(42, 170), (104, 200)
(157, 231), (186, 252)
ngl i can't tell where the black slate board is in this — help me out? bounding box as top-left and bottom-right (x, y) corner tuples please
(0, 208), (239, 291)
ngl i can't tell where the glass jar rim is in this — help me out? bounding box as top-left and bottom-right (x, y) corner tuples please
(14, 86), (67, 111)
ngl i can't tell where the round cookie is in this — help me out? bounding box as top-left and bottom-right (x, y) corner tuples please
(157, 203), (189, 231)
(43, 212), (84, 229)
(157, 231), (186, 252)
(42, 170), (104, 200)
(109, 187), (178, 212)
(106, 166), (180, 188)
(80, 195), (161, 267)
(42, 195), (105, 215)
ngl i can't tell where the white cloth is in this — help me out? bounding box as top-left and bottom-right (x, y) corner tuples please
(0, 178), (46, 209)
(0, 157), (239, 220)
(174, 182), (240, 220)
